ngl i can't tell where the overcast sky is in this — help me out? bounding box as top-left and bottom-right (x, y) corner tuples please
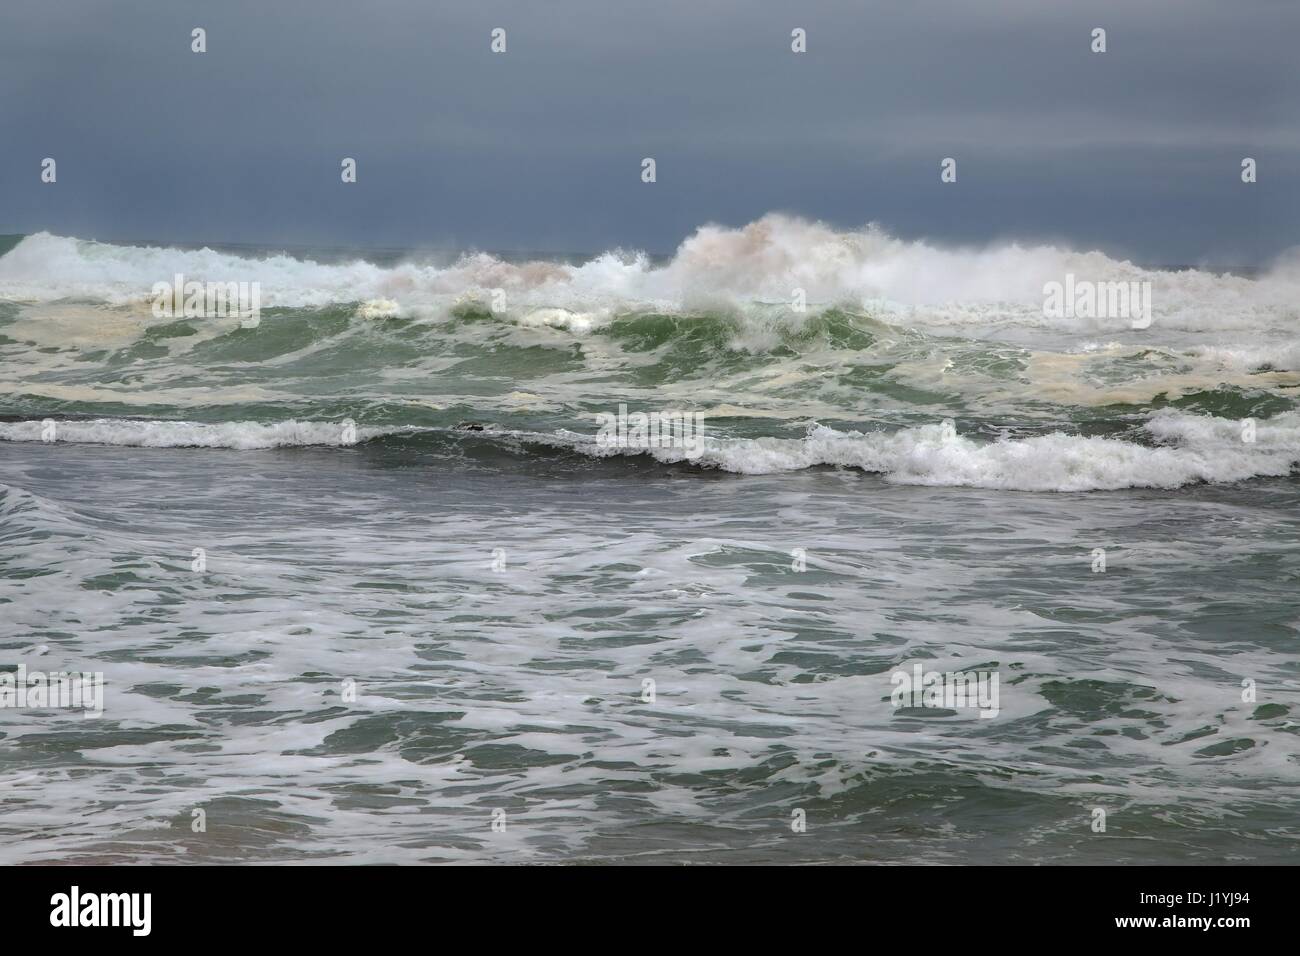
(1, 0), (1296, 265)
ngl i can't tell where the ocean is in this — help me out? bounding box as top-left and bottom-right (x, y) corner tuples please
(1, 216), (1297, 864)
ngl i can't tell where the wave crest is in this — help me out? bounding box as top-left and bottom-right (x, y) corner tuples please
(8, 412), (1298, 491)
(2, 216), (1296, 333)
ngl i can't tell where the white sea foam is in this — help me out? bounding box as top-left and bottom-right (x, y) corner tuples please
(0, 418), (410, 449)
(355, 298), (402, 320)
(1, 439), (1295, 864)
(6, 412), (1297, 490)
(2, 216), (1295, 334)
(515, 307), (604, 333)
(561, 411), (1300, 490)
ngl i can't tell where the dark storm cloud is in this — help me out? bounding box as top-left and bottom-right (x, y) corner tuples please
(1, 0), (1296, 263)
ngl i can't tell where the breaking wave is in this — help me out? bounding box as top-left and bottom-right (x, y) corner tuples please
(2, 215), (1298, 333)
(5, 411), (1299, 492)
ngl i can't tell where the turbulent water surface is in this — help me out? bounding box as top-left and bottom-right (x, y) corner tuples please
(1, 217), (1297, 863)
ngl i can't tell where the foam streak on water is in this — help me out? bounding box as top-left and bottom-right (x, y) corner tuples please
(1, 444), (1297, 864)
